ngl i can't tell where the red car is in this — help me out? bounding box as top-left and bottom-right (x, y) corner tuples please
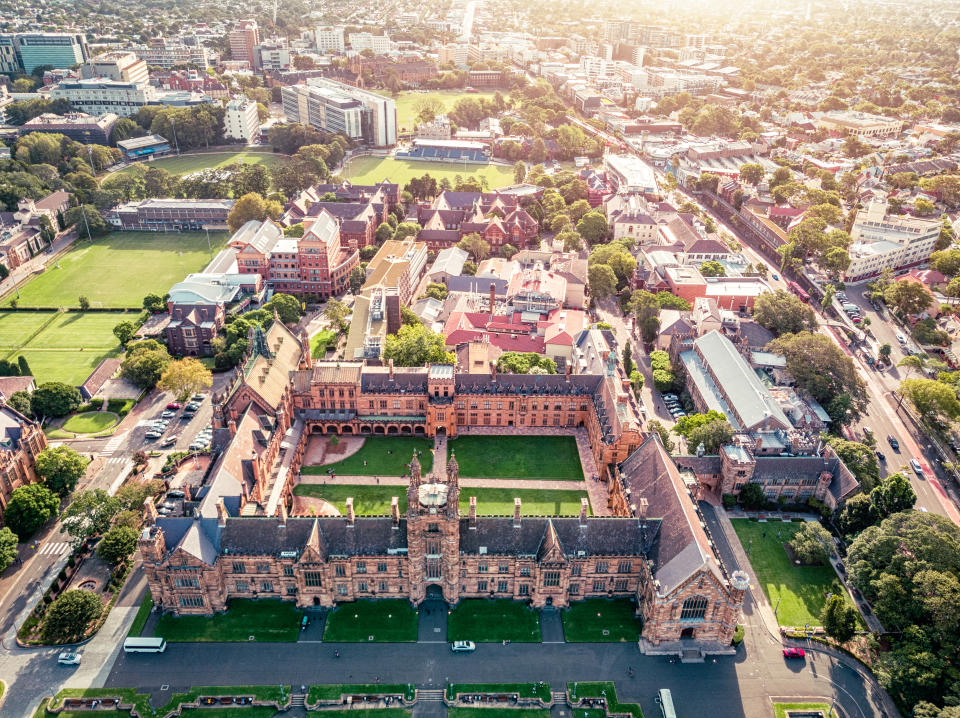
(166, 402), (181, 410)
(783, 647), (805, 659)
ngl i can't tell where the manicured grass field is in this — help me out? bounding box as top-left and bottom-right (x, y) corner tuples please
(343, 156), (515, 190)
(293, 484), (591, 517)
(153, 598), (302, 642)
(447, 599), (541, 643)
(178, 708), (277, 718)
(561, 599), (643, 642)
(127, 591), (152, 637)
(447, 684), (551, 702)
(116, 150), (291, 177)
(19, 347), (120, 386)
(61, 411), (118, 434)
(567, 683), (642, 718)
(0, 311), (53, 348)
(308, 684), (416, 703)
(730, 519), (849, 628)
(773, 704), (837, 718)
(449, 710), (550, 718)
(322, 599), (418, 642)
(311, 328), (338, 358)
(377, 90), (500, 133)
(448, 435), (584, 480)
(7, 231), (228, 308)
(303, 436), (435, 476)
(50, 686), (290, 718)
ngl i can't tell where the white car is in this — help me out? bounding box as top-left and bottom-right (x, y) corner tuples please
(160, 436), (177, 448)
(58, 652), (81, 665)
(451, 640), (476, 652)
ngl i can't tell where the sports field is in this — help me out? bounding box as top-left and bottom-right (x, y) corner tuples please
(376, 90), (500, 133)
(7, 231), (228, 309)
(0, 310), (126, 385)
(342, 156), (514, 189)
(115, 150), (291, 177)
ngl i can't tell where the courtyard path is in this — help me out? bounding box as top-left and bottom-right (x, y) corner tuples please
(297, 474), (591, 493)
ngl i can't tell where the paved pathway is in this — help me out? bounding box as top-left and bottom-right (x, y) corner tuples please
(298, 474), (588, 492)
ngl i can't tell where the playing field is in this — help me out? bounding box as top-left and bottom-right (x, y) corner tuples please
(7, 231), (228, 309)
(376, 90), (500, 133)
(0, 310), (127, 385)
(115, 150), (291, 177)
(342, 156), (515, 189)
(448, 435), (585, 480)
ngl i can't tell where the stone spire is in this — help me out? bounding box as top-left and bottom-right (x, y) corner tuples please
(445, 452), (459, 517)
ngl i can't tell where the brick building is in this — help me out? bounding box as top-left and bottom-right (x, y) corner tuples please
(410, 191), (539, 252)
(0, 404), (48, 522)
(282, 182), (400, 250)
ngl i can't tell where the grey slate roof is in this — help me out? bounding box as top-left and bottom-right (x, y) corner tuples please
(458, 517), (655, 557)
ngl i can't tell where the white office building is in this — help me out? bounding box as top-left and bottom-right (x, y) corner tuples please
(224, 97), (261, 143)
(81, 51), (149, 85)
(348, 32), (392, 54)
(604, 154), (659, 195)
(302, 77), (397, 147)
(315, 26), (345, 54)
(50, 79), (151, 117)
(845, 201), (942, 282)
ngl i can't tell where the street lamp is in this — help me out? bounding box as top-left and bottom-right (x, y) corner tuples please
(170, 118), (181, 155)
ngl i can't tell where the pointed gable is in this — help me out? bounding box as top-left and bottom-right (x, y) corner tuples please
(536, 519), (567, 563)
(300, 519), (329, 563)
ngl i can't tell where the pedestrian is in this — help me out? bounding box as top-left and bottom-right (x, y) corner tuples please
(376, 476), (380, 485)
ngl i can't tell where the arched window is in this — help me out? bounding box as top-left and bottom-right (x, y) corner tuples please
(680, 595), (708, 621)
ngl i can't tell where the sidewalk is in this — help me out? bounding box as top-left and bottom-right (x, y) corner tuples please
(298, 474), (589, 492)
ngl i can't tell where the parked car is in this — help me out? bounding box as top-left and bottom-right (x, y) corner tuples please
(782, 648), (805, 659)
(167, 489), (185, 499)
(160, 436), (177, 448)
(58, 652), (81, 666)
(911, 459), (924, 475)
(166, 402), (181, 410)
(451, 640), (476, 652)
(157, 507), (172, 516)
(772, 273), (779, 280)
(876, 450), (886, 462)
(161, 410), (176, 419)
(897, 334), (906, 345)
(888, 436), (900, 451)
(145, 432), (161, 440)
(192, 394), (205, 401)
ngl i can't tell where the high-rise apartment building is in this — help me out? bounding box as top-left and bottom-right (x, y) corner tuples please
(224, 97), (261, 143)
(315, 26), (345, 54)
(81, 51), (149, 85)
(1, 32), (88, 74)
(229, 20), (260, 67)
(282, 78), (397, 147)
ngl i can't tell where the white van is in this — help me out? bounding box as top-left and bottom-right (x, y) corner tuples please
(123, 637), (167, 653)
(656, 689), (676, 718)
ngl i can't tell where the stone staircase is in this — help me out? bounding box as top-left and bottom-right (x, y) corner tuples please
(290, 694), (306, 708)
(552, 691), (568, 704)
(418, 689), (445, 702)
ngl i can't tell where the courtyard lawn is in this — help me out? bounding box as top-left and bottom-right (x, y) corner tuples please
(773, 703), (838, 718)
(127, 591), (152, 637)
(567, 683), (642, 718)
(308, 684), (416, 703)
(311, 328), (338, 359)
(178, 709), (277, 718)
(6, 231), (228, 309)
(116, 150), (290, 178)
(302, 436), (435, 476)
(447, 599), (541, 643)
(60, 411), (119, 434)
(322, 599), (418, 642)
(153, 598), (302, 642)
(49, 686), (290, 718)
(561, 599), (643, 643)
(448, 435), (584, 480)
(343, 156), (514, 190)
(730, 519), (849, 628)
(447, 684), (551, 702)
(377, 90), (500, 133)
(449, 711), (550, 718)
(293, 484), (591, 517)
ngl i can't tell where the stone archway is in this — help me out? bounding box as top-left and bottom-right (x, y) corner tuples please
(325, 424), (340, 435)
(387, 425), (399, 435)
(374, 425), (386, 435)
(401, 425), (412, 435)
(680, 627), (695, 639)
(414, 425), (425, 435)
(342, 425), (354, 434)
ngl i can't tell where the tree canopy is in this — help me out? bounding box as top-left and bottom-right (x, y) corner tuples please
(752, 290), (818, 336)
(382, 324), (455, 366)
(496, 352), (557, 374)
(35, 446), (87, 496)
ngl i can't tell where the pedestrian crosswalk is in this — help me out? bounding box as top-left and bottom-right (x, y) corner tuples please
(418, 690), (445, 702)
(98, 433), (126, 457)
(37, 541), (70, 556)
(105, 456), (127, 465)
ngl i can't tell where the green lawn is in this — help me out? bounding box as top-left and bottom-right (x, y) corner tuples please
(153, 598), (302, 642)
(730, 519), (849, 628)
(61, 411), (118, 434)
(449, 435), (584, 480)
(447, 599), (541, 643)
(567, 683), (642, 718)
(322, 599), (418, 642)
(178, 709), (277, 718)
(50, 686), (290, 718)
(311, 329), (338, 359)
(308, 684), (416, 703)
(449, 710), (550, 718)
(303, 437), (435, 476)
(7, 231), (228, 308)
(377, 90), (500, 133)
(343, 156), (515, 190)
(561, 599), (643, 642)
(773, 703), (837, 718)
(293, 484), (591, 517)
(127, 591), (152, 637)
(0, 311), (54, 348)
(116, 150), (291, 177)
(447, 684), (551, 702)
(19, 347), (121, 386)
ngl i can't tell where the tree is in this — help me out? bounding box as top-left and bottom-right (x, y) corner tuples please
(879, 343), (892, 364)
(422, 283), (448, 301)
(576, 211), (609, 244)
(4, 483), (59, 537)
(226, 193), (282, 233)
(382, 323), (455, 366)
(687, 418), (734, 454)
(457, 232), (491, 261)
(587, 264), (617, 299)
(629, 370), (644, 394)
(501, 243), (518, 259)
(836, 494), (876, 536)
(647, 420), (675, 453)
(113, 321), (137, 345)
(17, 355), (30, 377)
(61, 490), (121, 547)
(323, 299), (350, 333)
(63, 205), (110, 236)
(827, 439), (880, 492)
(375, 222), (394, 244)
(42, 589), (103, 643)
(513, 161), (526, 184)
(622, 344), (633, 376)
(115, 479), (163, 512)
(0, 526), (17, 573)
(35, 446), (87, 496)
(158, 358), (213, 403)
(821, 594), (858, 643)
(752, 290), (817, 336)
(121, 340), (172, 390)
(496, 352), (557, 374)
(30, 382), (81, 418)
(588, 242), (636, 288)
(789, 521), (834, 564)
(78, 295), (90, 311)
(738, 163), (764, 185)
(884, 279), (933, 316)
(142, 293), (166, 313)
(349, 266), (365, 294)
(900, 378), (960, 423)
(738, 482), (766, 510)
(843, 135), (871, 158)
(96, 525), (138, 565)
(656, 293), (692, 311)
(700, 260), (726, 277)
(266, 293), (302, 324)
(558, 228), (583, 253)
(629, 290), (661, 344)
(870, 472), (917, 519)
(7, 390), (32, 416)
(930, 248), (960, 278)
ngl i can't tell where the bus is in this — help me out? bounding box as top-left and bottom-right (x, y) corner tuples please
(123, 637), (167, 653)
(787, 281), (810, 303)
(656, 689), (677, 718)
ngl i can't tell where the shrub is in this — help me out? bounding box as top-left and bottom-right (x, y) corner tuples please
(732, 624), (745, 645)
(722, 494), (737, 509)
(58, 568), (67, 581)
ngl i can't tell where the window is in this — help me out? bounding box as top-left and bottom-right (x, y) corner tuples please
(235, 581), (249, 592)
(337, 584), (348, 595)
(335, 564), (346, 577)
(305, 572), (322, 587)
(519, 566), (531, 577)
(593, 580), (606, 592)
(569, 583), (580, 595)
(544, 571), (560, 587)
(497, 580), (508, 593)
(618, 560), (632, 574)
(256, 562), (270, 573)
(478, 580), (488, 592)
(428, 523), (439, 532)
(358, 581), (368, 592)
(570, 564), (581, 577)
(478, 562), (488, 573)
(378, 561), (388, 573)
(179, 596), (204, 607)
(379, 581), (388, 592)
(283, 566), (294, 577)
(286, 586), (298, 595)
(261, 581), (274, 592)
(614, 579), (628, 592)
(681, 595), (708, 621)
(595, 561), (608, 574)
(356, 561), (367, 574)
(232, 562), (246, 574)
(174, 577), (199, 588)
(518, 584), (530, 596)
(499, 563), (509, 574)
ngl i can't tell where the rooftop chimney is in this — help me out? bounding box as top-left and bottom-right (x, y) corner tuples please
(143, 497), (159, 527)
(565, 363), (572, 381)
(637, 497), (649, 521)
(388, 358), (394, 381)
(346, 497), (355, 526)
(579, 497), (588, 527)
(489, 283), (496, 317)
(391, 496), (400, 527)
(513, 497), (522, 527)
(227, 418), (237, 437)
(490, 360), (497, 381)
(216, 497), (228, 528)
(469, 496), (477, 528)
